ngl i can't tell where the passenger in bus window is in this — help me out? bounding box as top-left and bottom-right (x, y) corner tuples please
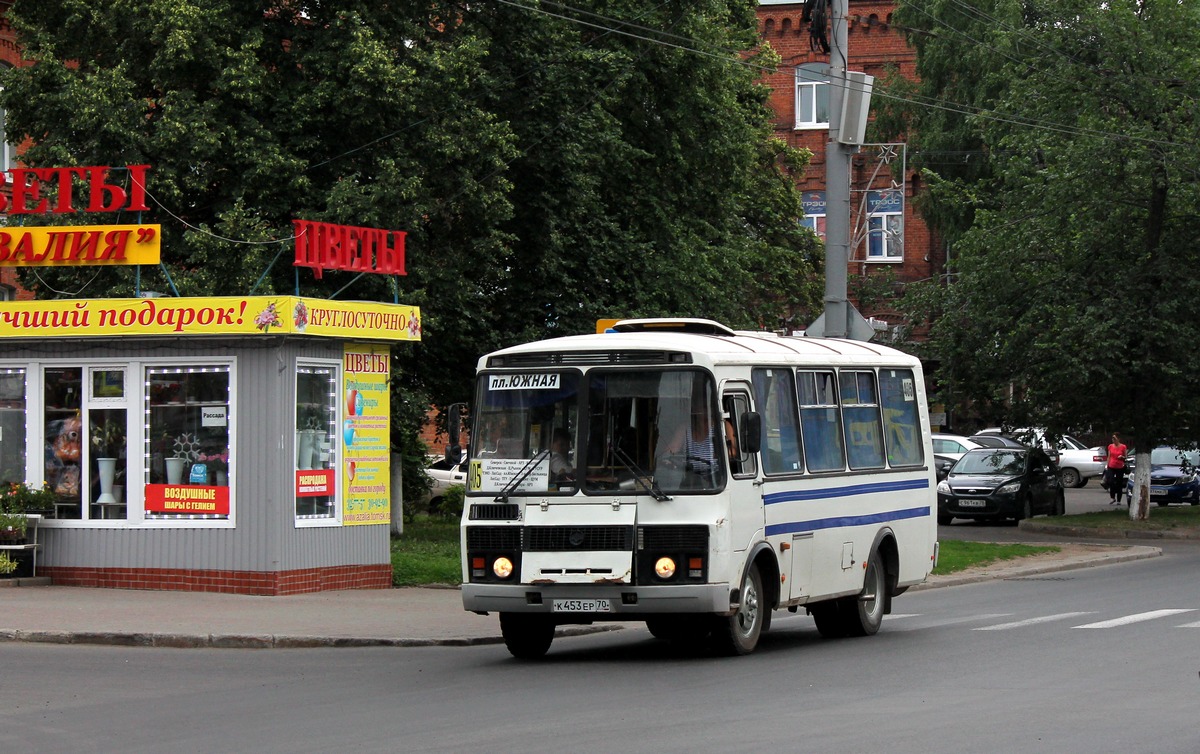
(664, 410), (720, 483)
(549, 428), (574, 481)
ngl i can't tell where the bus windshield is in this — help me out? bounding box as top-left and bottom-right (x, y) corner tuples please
(471, 368), (725, 497)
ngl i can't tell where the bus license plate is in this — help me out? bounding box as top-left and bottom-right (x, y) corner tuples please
(552, 599), (612, 613)
(958, 499), (987, 508)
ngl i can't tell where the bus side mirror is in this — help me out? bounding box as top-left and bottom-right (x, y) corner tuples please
(445, 402), (465, 463)
(739, 411), (762, 454)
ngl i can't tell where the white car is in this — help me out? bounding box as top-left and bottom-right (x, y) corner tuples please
(975, 428), (1104, 488)
(420, 452), (467, 508)
(931, 433), (984, 461)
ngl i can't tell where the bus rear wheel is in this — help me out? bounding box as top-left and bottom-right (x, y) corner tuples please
(711, 563), (765, 655)
(499, 613), (555, 660)
(839, 549), (886, 637)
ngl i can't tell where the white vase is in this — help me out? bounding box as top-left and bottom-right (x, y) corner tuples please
(297, 430), (316, 469)
(96, 458), (118, 503)
(313, 430), (328, 468)
(165, 457), (186, 485)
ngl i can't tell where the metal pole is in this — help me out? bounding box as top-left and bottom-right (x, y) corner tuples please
(823, 0), (851, 338)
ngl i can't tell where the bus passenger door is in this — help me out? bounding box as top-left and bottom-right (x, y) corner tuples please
(722, 387), (761, 557)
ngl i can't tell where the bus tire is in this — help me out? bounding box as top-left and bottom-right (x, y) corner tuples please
(499, 613), (555, 660)
(839, 548), (886, 637)
(711, 562), (764, 655)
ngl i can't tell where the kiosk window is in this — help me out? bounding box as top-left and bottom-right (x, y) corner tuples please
(295, 365), (338, 520)
(145, 366), (231, 520)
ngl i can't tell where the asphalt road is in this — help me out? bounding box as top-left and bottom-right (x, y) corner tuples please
(4, 536), (1198, 753)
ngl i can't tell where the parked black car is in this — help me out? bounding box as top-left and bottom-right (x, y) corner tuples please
(937, 447), (1066, 525)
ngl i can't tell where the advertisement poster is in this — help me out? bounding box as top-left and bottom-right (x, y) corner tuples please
(342, 343), (390, 525)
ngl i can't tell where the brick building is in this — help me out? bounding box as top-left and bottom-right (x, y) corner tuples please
(0, 1), (34, 300)
(757, 1), (943, 333)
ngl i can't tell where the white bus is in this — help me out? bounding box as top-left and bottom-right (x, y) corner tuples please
(460, 319), (938, 657)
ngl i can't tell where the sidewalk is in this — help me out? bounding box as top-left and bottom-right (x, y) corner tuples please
(0, 543), (1162, 649)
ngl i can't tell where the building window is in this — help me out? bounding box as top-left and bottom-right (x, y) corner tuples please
(295, 362), (339, 522)
(801, 190), (827, 241)
(795, 63), (830, 129)
(866, 189), (904, 262)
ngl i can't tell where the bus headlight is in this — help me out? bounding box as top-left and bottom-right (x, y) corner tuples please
(655, 557), (676, 579)
(492, 557), (514, 579)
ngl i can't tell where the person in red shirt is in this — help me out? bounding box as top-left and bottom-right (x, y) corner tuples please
(1105, 433), (1129, 505)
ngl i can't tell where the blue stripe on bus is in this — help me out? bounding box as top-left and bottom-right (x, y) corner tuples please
(763, 477), (930, 506)
(765, 506), (931, 536)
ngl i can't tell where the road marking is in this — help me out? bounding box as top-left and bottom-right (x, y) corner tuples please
(1074, 609), (1197, 629)
(886, 613), (1012, 631)
(1175, 620), (1200, 628)
(973, 612), (1095, 631)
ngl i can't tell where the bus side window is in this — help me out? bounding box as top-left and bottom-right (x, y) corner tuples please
(752, 368), (801, 474)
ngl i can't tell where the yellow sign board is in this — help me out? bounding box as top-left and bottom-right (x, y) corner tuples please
(0, 224), (161, 266)
(0, 296), (421, 341)
(342, 343), (391, 525)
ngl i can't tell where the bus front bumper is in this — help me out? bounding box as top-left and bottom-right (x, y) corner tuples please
(461, 582), (733, 617)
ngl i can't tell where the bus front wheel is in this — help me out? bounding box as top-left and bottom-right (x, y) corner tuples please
(499, 613), (555, 660)
(711, 563), (765, 655)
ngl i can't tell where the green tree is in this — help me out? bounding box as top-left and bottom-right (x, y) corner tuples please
(1, 1), (821, 495)
(884, 0), (1200, 518)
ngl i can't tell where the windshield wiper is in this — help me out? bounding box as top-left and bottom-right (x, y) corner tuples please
(611, 444), (671, 502)
(494, 449), (550, 503)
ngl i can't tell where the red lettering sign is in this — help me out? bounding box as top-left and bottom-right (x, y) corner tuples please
(292, 219), (407, 279)
(0, 165), (150, 215)
(144, 484), (231, 515)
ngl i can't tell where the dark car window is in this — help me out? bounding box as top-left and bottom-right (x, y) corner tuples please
(955, 449), (1026, 476)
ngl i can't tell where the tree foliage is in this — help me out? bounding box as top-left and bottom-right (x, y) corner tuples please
(882, 0), (1200, 462)
(0, 1), (821, 491)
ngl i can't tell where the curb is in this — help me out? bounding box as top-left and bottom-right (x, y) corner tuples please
(912, 544), (1162, 591)
(0, 623), (623, 650)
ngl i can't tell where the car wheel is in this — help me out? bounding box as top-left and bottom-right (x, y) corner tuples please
(1053, 491), (1065, 516)
(499, 613), (555, 660)
(711, 563), (765, 655)
(1059, 468), (1080, 488)
(1020, 494), (1032, 521)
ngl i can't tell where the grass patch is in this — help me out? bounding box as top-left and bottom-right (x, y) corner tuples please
(933, 540), (1060, 576)
(390, 515), (461, 586)
(1050, 505), (1200, 531)
(394, 509), (1191, 585)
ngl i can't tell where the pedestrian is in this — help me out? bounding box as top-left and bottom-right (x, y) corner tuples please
(1105, 433), (1129, 505)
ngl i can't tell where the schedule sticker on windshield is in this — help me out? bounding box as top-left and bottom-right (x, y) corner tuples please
(488, 373), (560, 390)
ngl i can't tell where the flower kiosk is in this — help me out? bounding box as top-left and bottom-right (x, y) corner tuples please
(0, 295), (419, 594)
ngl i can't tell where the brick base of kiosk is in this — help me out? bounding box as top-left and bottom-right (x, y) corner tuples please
(41, 564), (393, 596)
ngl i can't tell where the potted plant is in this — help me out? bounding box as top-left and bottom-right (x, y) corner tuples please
(1, 481), (56, 517)
(0, 510), (26, 544)
(91, 421), (126, 460)
(0, 552), (18, 578)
